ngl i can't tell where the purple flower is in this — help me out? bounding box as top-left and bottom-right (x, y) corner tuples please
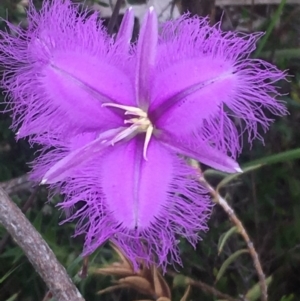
(0, 1), (287, 268)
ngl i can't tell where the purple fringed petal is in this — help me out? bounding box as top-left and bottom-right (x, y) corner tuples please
(149, 15), (287, 157)
(135, 7), (158, 109)
(116, 8), (134, 50)
(29, 131), (98, 182)
(100, 136), (173, 230)
(40, 53), (129, 124)
(42, 128), (125, 184)
(0, 0), (134, 141)
(157, 130), (241, 173)
(57, 136), (212, 269)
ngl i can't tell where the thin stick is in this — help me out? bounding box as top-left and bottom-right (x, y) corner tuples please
(107, 0), (124, 35)
(215, 0), (298, 5)
(0, 174), (32, 195)
(168, 271), (239, 301)
(0, 188), (85, 301)
(198, 171), (268, 301)
(187, 277), (239, 301)
(78, 256), (89, 279)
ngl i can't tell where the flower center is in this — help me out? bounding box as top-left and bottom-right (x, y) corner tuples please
(102, 103), (154, 160)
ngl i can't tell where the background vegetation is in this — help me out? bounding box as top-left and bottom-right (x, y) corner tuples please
(0, 0), (300, 300)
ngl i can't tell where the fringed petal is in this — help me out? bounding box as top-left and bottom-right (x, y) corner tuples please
(41, 128), (126, 184)
(0, 0), (134, 142)
(135, 7), (158, 109)
(100, 136), (173, 230)
(157, 130), (241, 173)
(57, 136), (212, 270)
(149, 15), (287, 157)
(29, 131), (100, 184)
(116, 8), (134, 50)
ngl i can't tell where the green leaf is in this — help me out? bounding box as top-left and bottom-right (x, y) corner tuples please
(215, 249), (249, 283)
(242, 148), (300, 168)
(0, 247), (23, 264)
(5, 293), (19, 301)
(203, 169), (228, 179)
(32, 210), (43, 232)
(218, 226), (238, 255)
(279, 294), (295, 301)
(173, 274), (189, 288)
(260, 48), (300, 61)
(209, 148), (300, 186)
(245, 276), (273, 301)
(254, 0), (287, 57)
(97, 1), (110, 7)
(67, 255), (83, 275)
(0, 265), (20, 284)
(217, 164), (262, 190)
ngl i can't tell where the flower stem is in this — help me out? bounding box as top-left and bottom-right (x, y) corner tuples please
(168, 270), (239, 301)
(204, 180), (267, 301)
(191, 160), (268, 301)
(206, 180), (267, 300)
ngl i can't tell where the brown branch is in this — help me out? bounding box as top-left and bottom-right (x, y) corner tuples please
(0, 188), (85, 301)
(215, 0), (299, 5)
(168, 271), (239, 301)
(189, 159), (267, 300)
(198, 174), (268, 301)
(0, 174), (33, 195)
(0, 186), (39, 253)
(186, 277), (239, 301)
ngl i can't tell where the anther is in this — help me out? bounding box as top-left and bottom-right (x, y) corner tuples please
(102, 103), (154, 160)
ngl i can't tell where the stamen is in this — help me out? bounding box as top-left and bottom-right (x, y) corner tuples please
(102, 103), (146, 117)
(143, 124), (154, 160)
(124, 111), (147, 118)
(110, 124), (139, 145)
(103, 102), (154, 160)
(124, 118), (140, 125)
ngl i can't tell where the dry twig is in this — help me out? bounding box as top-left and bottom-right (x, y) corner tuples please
(189, 159), (267, 300)
(191, 160), (268, 301)
(215, 0), (299, 5)
(0, 174), (32, 195)
(204, 181), (267, 301)
(168, 270), (239, 301)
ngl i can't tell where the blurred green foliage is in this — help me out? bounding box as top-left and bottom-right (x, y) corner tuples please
(0, 1), (300, 301)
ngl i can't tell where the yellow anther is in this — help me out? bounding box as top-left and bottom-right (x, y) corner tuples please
(102, 102), (154, 160)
